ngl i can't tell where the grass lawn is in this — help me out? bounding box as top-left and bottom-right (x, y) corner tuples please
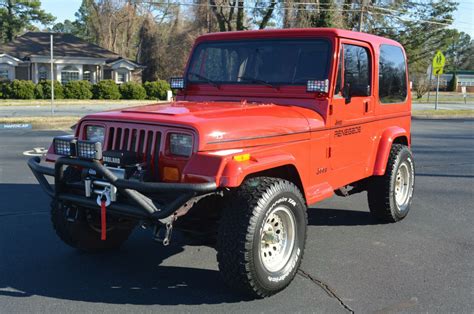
(412, 91), (473, 103)
(0, 116), (80, 130)
(412, 109), (474, 117)
(0, 99), (162, 106)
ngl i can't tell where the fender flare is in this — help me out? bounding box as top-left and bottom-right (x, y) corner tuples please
(219, 152), (299, 187)
(373, 126), (409, 175)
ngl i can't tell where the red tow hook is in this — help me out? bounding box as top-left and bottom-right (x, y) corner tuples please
(100, 195), (107, 241)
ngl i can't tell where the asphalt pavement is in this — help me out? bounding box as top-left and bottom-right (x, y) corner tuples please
(0, 119), (473, 313)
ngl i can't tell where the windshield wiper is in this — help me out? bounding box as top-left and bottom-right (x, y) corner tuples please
(238, 76), (276, 89)
(188, 72), (219, 88)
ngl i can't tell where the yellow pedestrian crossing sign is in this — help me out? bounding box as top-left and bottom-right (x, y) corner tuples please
(432, 50), (445, 76)
(433, 67), (443, 75)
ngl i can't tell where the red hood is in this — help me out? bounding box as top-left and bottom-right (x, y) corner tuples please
(83, 101), (325, 150)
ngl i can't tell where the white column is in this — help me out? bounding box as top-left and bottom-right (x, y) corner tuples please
(78, 64), (83, 81)
(33, 63), (38, 83)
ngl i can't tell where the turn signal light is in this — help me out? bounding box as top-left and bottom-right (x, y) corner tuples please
(233, 153), (251, 162)
(163, 166), (180, 181)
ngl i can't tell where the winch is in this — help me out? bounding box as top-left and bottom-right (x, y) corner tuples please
(83, 150), (150, 205)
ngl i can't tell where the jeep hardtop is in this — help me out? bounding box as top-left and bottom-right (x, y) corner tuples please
(29, 28), (415, 298)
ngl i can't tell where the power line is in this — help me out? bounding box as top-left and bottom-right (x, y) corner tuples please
(140, 0), (454, 26)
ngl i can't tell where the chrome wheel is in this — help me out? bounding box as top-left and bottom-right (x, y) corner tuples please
(260, 206), (296, 273)
(394, 161), (413, 211)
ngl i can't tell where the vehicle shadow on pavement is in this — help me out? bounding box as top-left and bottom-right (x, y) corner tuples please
(308, 207), (379, 226)
(0, 184), (247, 305)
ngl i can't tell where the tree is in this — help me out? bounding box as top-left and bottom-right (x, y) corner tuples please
(137, 16), (161, 82)
(445, 30), (472, 72)
(0, 0), (55, 42)
(51, 19), (77, 34)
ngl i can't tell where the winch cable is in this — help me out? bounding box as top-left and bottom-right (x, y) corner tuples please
(100, 195), (107, 241)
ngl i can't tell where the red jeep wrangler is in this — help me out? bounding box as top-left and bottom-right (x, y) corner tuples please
(29, 28), (415, 298)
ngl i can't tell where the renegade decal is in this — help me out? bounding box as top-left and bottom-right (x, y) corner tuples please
(335, 126), (362, 138)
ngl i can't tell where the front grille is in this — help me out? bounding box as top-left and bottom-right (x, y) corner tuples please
(105, 125), (161, 177)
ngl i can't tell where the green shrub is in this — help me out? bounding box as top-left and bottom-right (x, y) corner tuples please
(447, 74), (458, 92)
(119, 81), (147, 99)
(92, 80), (121, 99)
(34, 84), (44, 99)
(143, 80), (170, 100)
(0, 82), (12, 99)
(64, 80), (93, 99)
(37, 80), (64, 99)
(9, 80), (36, 99)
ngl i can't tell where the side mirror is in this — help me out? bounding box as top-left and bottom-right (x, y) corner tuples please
(342, 83), (351, 104)
(342, 83), (370, 104)
(350, 84), (371, 97)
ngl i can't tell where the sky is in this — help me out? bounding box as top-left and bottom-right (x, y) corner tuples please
(40, 0), (474, 38)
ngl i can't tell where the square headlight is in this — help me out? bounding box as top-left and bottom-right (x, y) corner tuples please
(53, 136), (77, 156)
(169, 133), (193, 157)
(77, 140), (102, 160)
(86, 125), (105, 145)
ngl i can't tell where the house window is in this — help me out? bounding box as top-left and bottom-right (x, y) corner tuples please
(0, 69), (8, 81)
(39, 66), (48, 81)
(61, 66), (80, 84)
(83, 70), (91, 82)
(116, 70), (127, 84)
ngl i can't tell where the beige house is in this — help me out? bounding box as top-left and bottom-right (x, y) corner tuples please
(0, 32), (143, 84)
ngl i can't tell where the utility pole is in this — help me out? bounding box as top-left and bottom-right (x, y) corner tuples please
(50, 34), (55, 116)
(358, 0), (368, 32)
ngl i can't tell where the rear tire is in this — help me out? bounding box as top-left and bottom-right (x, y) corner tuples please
(51, 201), (135, 252)
(367, 144), (415, 222)
(217, 177), (307, 298)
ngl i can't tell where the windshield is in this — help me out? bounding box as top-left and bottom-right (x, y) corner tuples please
(187, 39), (331, 86)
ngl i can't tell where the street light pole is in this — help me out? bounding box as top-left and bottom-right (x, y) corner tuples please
(50, 34), (55, 116)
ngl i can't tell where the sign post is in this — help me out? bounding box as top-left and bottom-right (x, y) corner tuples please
(432, 50), (445, 110)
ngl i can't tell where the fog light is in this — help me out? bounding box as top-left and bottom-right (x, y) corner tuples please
(53, 136), (76, 156)
(77, 140), (102, 160)
(170, 77), (185, 89)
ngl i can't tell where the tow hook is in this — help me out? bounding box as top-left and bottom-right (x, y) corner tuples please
(153, 214), (176, 246)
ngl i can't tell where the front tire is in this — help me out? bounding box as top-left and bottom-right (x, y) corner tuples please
(51, 201), (136, 252)
(217, 177), (307, 298)
(367, 144), (415, 222)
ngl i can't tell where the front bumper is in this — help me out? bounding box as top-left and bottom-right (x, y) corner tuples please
(27, 156), (217, 220)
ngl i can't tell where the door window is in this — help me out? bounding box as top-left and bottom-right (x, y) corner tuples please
(334, 44), (371, 96)
(343, 44), (371, 95)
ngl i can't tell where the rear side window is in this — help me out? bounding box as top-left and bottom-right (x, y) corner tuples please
(378, 45), (407, 103)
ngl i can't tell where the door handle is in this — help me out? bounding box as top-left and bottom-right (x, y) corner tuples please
(364, 101), (369, 113)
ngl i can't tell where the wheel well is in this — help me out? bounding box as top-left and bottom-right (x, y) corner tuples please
(244, 165), (305, 201)
(393, 136), (408, 146)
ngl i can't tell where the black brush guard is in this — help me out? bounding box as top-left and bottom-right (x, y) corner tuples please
(28, 156), (217, 220)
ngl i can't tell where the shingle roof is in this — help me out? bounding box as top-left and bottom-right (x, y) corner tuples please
(0, 32), (121, 61)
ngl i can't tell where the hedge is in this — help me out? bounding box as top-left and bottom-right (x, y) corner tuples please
(9, 80), (36, 99)
(144, 80), (170, 100)
(92, 79), (121, 100)
(64, 80), (93, 99)
(0, 80), (171, 100)
(37, 80), (64, 99)
(119, 81), (147, 99)
(0, 82), (12, 99)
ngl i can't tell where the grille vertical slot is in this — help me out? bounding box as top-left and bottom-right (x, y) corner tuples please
(104, 126), (161, 178)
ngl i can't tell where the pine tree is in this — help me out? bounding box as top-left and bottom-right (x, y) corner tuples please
(0, 0), (55, 42)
